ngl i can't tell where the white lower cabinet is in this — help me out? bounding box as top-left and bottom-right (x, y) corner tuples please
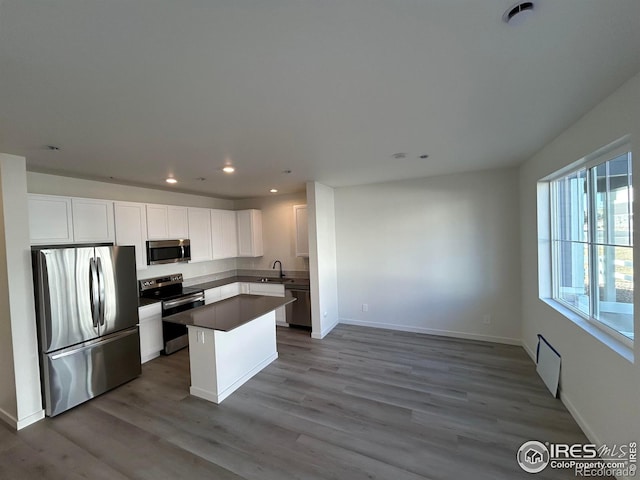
(204, 287), (222, 305)
(249, 283), (286, 325)
(138, 302), (163, 363)
(205, 282), (243, 305)
(221, 282), (240, 300)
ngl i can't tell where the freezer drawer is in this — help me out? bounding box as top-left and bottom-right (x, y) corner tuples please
(41, 327), (141, 416)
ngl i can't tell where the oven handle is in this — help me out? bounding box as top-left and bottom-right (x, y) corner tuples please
(163, 293), (204, 309)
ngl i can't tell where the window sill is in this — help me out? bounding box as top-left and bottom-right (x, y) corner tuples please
(541, 298), (634, 364)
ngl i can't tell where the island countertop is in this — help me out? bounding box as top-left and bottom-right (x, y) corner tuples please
(163, 294), (295, 332)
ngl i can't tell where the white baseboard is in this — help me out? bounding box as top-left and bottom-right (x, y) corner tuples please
(312, 318), (339, 340)
(339, 318), (522, 345)
(559, 391), (601, 447)
(520, 341), (620, 477)
(0, 407), (17, 429)
(522, 341), (536, 361)
(17, 409), (45, 429)
(0, 407), (45, 430)
(141, 351), (161, 364)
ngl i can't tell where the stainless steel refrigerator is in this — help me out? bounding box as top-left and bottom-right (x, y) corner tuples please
(32, 244), (141, 416)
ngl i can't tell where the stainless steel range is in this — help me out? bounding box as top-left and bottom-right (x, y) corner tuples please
(139, 274), (204, 354)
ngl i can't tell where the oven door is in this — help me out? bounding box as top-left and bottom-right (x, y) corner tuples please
(146, 240), (191, 265)
(161, 292), (204, 355)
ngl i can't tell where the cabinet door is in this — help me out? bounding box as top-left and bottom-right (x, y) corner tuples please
(236, 209), (263, 257)
(187, 207), (213, 262)
(138, 303), (163, 363)
(210, 209), (225, 260)
(72, 198), (115, 243)
(146, 204), (169, 240)
(220, 282), (240, 300)
(248, 283), (284, 297)
(28, 194), (74, 244)
(167, 206), (188, 239)
(294, 204), (309, 257)
(114, 201), (148, 269)
(204, 287), (222, 305)
(222, 210), (238, 258)
(211, 209), (238, 259)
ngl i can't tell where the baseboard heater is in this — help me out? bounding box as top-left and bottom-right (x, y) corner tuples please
(536, 334), (561, 397)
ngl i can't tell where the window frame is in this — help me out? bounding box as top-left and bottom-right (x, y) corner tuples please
(547, 140), (634, 349)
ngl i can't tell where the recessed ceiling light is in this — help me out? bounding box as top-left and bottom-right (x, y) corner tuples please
(270, 189), (278, 193)
(503, 1), (534, 24)
(166, 178), (177, 184)
(222, 166), (235, 173)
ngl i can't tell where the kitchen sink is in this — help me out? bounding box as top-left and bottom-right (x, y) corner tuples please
(257, 277), (295, 283)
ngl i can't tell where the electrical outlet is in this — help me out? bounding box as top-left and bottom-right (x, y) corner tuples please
(482, 314), (492, 325)
(362, 303), (368, 312)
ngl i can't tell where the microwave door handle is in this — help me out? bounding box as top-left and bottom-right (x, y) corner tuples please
(89, 258), (100, 328)
(96, 256), (106, 326)
(181, 245), (185, 259)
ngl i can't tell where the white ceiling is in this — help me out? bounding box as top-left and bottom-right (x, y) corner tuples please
(1, 1), (639, 199)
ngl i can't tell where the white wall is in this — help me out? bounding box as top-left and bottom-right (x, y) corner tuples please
(334, 168), (522, 344)
(0, 154), (44, 429)
(520, 71), (640, 449)
(307, 182), (339, 339)
(234, 191), (309, 274)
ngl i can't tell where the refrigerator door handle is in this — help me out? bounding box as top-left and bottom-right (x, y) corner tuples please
(89, 258), (100, 328)
(96, 256), (106, 326)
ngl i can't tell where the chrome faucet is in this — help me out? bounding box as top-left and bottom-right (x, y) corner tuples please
(272, 260), (284, 279)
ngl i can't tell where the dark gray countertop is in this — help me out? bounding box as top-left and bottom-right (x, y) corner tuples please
(163, 294), (295, 332)
(189, 275), (310, 290)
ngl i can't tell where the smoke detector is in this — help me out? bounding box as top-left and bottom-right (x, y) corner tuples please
(503, 1), (534, 24)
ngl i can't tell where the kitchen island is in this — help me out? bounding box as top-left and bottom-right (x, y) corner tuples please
(164, 294), (295, 404)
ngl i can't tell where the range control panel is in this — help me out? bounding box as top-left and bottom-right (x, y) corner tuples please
(139, 273), (183, 291)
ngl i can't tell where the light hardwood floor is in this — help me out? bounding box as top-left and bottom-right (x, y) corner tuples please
(0, 325), (610, 479)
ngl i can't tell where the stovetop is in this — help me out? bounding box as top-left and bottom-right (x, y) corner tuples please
(140, 285), (203, 302)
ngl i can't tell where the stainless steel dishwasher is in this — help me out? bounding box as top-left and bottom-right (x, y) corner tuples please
(285, 286), (311, 327)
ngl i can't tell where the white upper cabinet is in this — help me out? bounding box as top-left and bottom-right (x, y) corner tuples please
(146, 204), (189, 240)
(146, 204), (169, 240)
(114, 201), (148, 269)
(211, 209), (238, 259)
(167, 206), (189, 238)
(293, 204), (309, 257)
(28, 194), (74, 245)
(187, 207), (213, 262)
(236, 209), (263, 257)
(72, 198), (115, 243)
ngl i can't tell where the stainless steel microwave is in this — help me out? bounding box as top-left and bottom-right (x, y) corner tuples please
(146, 239), (191, 265)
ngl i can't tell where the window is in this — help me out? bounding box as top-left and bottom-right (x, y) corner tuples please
(550, 145), (633, 343)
